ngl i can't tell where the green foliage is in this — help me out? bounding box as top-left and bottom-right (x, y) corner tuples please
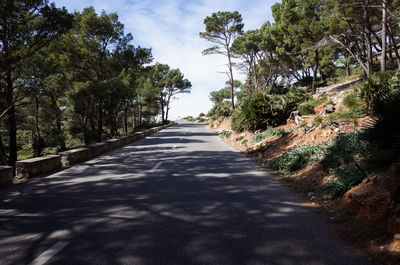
(313, 116), (323, 126)
(252, 127), (287, 143)
(359, 71), (400, 109)
(292, 121), (308, 132)
(359, 89), (400, 177)
(236, 136), (245, 141)
(298, 95), (328, 115)
(270, 145), (324, 172)
(231, 88), (310, 132)
(323, 167), (366, 198)
(219, 130), (232, 139)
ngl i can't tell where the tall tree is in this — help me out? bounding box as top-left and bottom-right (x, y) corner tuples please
(200, 11), (244, 109)
(272, 0), (326, 94)
(0, 0), (72, 166)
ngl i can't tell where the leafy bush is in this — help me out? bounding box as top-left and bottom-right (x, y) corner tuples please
(323, 166), (366, 198)
(313, 116), (323, 126)
(359, 71), (400, 109)
(359, 89), (400, 177)
(208, 101), (232, 119)
(236, 136), (245, 141)
(270, 145), (324, 172)
(219, 130), (232, 139)
(292, 121), (308, 132)
(231, 88), (310, 132)
(252, 127), (287, 143)
(298, 95), (328, 115)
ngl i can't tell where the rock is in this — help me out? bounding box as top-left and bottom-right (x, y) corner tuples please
(395, 234), (400, 241)
(310, 196), (319, 201)
(307, 192), (315, 198)
(325, 104), (335, 113)
(311, 134), (316, 142)
(334, 128), (340, 133)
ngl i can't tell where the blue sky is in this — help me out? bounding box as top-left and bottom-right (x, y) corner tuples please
(53, 0), (279, 120)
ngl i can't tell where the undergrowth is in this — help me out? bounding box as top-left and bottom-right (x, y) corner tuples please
(270, 145), (324, 173)
(252, 127), (287, 143)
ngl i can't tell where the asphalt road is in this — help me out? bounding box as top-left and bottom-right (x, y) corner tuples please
(0, 121), (373, 265)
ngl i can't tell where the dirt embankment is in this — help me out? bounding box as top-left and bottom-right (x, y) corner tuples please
(209, 89), (400, 265)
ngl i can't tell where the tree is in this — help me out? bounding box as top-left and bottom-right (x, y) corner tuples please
(272, 0), (326, 94)
(232, 29), (263, 95)
(200, 11), (244, 109)
(0, 0), (73, 166)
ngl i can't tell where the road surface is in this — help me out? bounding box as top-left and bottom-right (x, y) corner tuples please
(0, 122), (373, 265)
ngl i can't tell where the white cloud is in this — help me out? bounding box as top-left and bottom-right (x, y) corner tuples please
(53, 0), (279, 119)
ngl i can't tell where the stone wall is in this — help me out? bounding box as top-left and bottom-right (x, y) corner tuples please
(0, 166), (13, 187)
(88, 142), (110, 157)
(15, 155), (61, 181)
(106, 139), (121, 151)
(4, 123), (176, 185)
(59, 148), (91, 168)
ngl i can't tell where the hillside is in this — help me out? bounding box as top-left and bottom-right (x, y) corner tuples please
(206, 79), (400, 265)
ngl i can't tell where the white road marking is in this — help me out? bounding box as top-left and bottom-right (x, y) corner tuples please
(28, 241), (69, 265)
(149, 162), (163, 172)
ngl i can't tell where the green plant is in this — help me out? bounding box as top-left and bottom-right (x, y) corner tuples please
(232, 88), (310, 132)
(359, 89), (400, 177)
(219, 130), (232, 139)
(270, 145), (324, 172)
(235, 136), (244, 142)
(359, 71), (399, 109)
(298, 95), (328, 115)
(251, 127), (287, 142)
(323, 166), (366, 198)
(292, 121), (308, 132)
(313, 116), (323, 126)
(241, 139), (248, 145)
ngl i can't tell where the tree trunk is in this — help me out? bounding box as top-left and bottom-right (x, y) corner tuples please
(160, 98), (165, 123)
(33, 95), (42, 157)
(387, 22), (400, 70)
(312, 49), (319, 95)
(363, 0), (373, 75)
(381, 0), (387, 72)
(123, 107), (128, 134)
(97, 104), (103, 142)
(5, 69), (17, 167)
(227, 50), (235, 110)
(56, 111), (66, 151)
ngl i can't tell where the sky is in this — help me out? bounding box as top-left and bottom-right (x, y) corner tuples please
(53, 0), (279, 120)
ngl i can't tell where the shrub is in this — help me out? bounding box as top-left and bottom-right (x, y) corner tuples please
(219, 130), (232, 139)
(360, 89), (400, 177)
(252, 127), (287, 143)
(236, 136), (245, 141)
(231, 88), (310, 132)
(323, 166), (366, 198)
(313, 116), (323, 126)
(270, 145), (324, 172)
(359, 71), (400, 109)
(298, 95), (328, 115)
(292, 121), (308, 132)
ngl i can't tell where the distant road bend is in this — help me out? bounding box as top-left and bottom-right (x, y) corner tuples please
(0, 121), (373, 265)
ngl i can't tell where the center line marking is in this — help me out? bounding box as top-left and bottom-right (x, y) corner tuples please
(29, 241), (69, 265)
(149, 162), (163, 172)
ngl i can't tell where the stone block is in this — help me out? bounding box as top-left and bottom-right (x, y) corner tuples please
(16, 155), (61, 181)
(106, 138), (121, 150)
(88, 142), (110, 158)
(119, 135), (131, 146)
(0, 166), (13, 187)
(58, 148), (91, 168)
